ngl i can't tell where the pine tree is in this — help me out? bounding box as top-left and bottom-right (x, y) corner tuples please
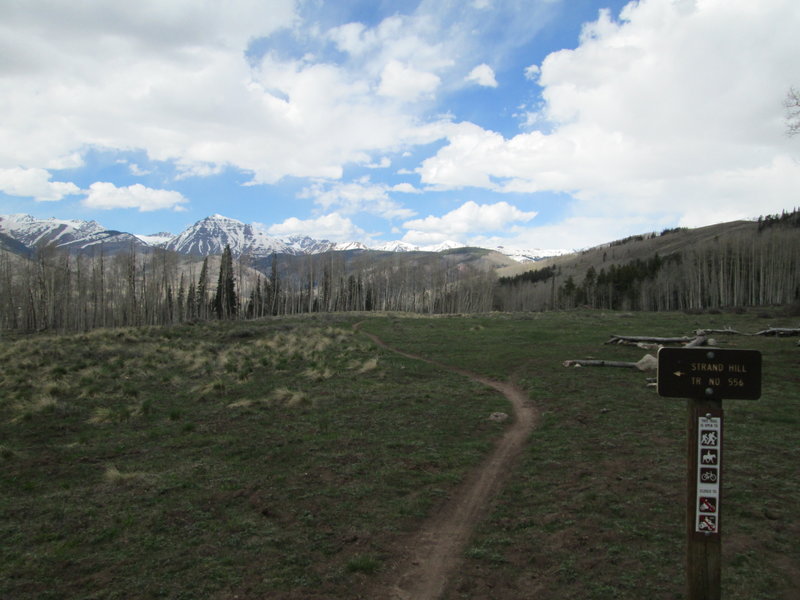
(214, 245), (237, 319)
(197, 257), (209, 320)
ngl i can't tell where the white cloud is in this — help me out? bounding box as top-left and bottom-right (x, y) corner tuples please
(418, 0), (800, 229)
(401, 229), (460, 247)
(0, 1), (298, 170)
(0, 167), (80, 201)
(300, 179), (416, 219)
(267, 213), (366, 242)
(0, 1), (452, 185)
(391, 183), (421, 194)
(83, 182), (188, 212)
(523, 63), (540, 80)
(402, 200), (537, 245)
(503, 214), (662, 252)
(129, 163), (152, 176)
(378, 60), (441, 102)
(0, 0), (561, 197)
(465, 64), (498, 88)
(365, 157), (391, 169)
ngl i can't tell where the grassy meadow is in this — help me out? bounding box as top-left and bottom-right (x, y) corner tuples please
(1, 310), (798, 599)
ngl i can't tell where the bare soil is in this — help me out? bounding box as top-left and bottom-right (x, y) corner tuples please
(358, 329), (539, 599)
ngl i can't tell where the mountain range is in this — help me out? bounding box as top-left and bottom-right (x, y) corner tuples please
(0, 213), (568, 263)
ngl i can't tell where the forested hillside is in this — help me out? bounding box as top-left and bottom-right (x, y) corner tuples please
(495, 210), (800, 312)
(1, 211), (798, 332)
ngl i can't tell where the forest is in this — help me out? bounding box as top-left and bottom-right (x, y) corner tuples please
(1, 210), (798, 333)
(495, 211), (800, 313)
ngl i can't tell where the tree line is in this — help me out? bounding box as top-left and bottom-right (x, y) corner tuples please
(1, 213), (798, 333)
(494, 226), (800, 312)
(0, 244), (241, 332)
(0, 244), (496, 332)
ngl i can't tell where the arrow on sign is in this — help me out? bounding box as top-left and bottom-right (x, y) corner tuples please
(673, 371), (686, 377)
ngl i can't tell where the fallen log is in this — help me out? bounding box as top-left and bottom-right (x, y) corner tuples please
(563, 359), (638, 368)
(684, 335), (709, 347)
(605, 334), (709, 347)
(695, 327), (747, 336)
(753, 327), (800, 337)
(563, 354), (657, 372)
(605, 335), (693, 345)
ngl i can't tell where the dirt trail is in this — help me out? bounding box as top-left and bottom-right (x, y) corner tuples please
(358, 328), (539, 600)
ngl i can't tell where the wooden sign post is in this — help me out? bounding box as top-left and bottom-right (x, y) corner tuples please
(657, 347), (761, 600)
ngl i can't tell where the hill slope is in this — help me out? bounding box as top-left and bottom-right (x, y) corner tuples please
(495, 214), (800, 311)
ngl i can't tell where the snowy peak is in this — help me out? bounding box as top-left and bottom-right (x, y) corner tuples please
(0, 214), (104, 247)
(0, 213), (569, 262)
(332, 241), (368, 251)
(284, 235), (336, 255)
(134, 232), (174, 246)
(492, 246), (572, 262)
(421, 240), (463, 253)
(371, 240), (419, 253)
(165, 214), (288, 257)
(0, 214), (148, 254)
(370, 240), (464, 253)
(165, 217), (368, 258)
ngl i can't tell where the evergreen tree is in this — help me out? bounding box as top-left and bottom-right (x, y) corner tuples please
(197, 257), (209, 320)
(214, 245), (237, 319)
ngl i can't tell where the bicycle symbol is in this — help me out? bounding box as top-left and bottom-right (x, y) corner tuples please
(701, 470), (718, 483)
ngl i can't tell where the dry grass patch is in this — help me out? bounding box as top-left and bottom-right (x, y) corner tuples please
(303, 366), (334, 381)
(9, 394), (58, 423)
(103, 465), (154, 486)
(192, 377), (228, 399)
(348, 357), (379, 373)
(226, 399), (254, 409)
(269, 387), (311, 408)
(87, 407), (114, 425)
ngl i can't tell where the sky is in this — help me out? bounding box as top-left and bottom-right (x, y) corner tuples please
(1, 0), (799, 251)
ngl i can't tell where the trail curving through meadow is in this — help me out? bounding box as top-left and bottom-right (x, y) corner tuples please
(357, 325), (539, 600)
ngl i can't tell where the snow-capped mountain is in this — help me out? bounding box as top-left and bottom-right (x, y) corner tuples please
(423, 240), (464, 253)
(0, 213), (568, 262)
(165, 214), (289, 257)
(370, 240), (463, 253)
(371, 240), (418, 252)
(134, 232), (174, 246)
(332, 241), (369, 252)
(492, 246), (572, 262)
(0, 213), (102, 246)
(283, 235), (368, 255)
(0, 213), (149, 254)
(165, 216), (372, 257)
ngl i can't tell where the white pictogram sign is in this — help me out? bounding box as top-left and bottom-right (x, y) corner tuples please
(696, 415), (722, 533)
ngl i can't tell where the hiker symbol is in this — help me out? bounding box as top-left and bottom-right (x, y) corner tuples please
(700, 430), (718, 447)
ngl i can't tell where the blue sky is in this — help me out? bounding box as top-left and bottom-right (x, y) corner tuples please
(1, 0), (798, 250)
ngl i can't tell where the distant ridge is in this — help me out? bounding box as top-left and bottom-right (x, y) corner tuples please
(0, 213), (567, 263)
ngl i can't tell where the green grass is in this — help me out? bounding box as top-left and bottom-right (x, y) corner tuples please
(0, 316), (508, 599)
(1, 309), (798, 599)
(361, 309), (800, 600)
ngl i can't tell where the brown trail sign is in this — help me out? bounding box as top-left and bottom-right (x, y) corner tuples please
(657, 347), (761, 400)
(657, 347), (761, 600)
